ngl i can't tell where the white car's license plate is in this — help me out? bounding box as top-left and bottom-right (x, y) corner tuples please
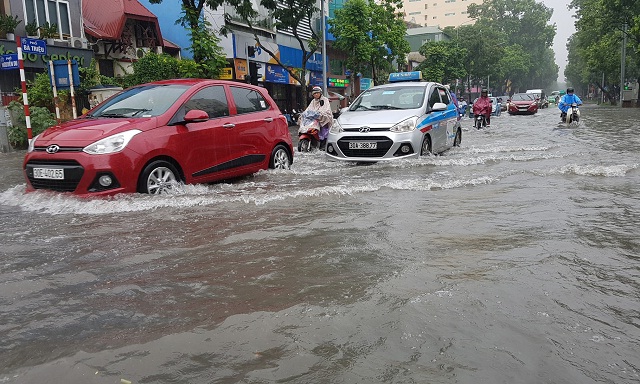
(349, 142), (377, 149)
(33, 168), (64, 180)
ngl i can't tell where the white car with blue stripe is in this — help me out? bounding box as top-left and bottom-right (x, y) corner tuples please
(326, 72), (462, 162)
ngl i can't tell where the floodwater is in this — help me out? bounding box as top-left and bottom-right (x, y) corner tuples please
(1, 104), (639, 384)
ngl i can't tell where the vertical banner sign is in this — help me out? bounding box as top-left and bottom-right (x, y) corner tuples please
(16, 37), (33, 143)
(48, 61), (61, 123)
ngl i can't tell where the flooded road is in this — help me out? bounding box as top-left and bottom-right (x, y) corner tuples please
(1, 104), (639, 383)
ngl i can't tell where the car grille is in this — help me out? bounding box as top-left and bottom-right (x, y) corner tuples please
(337, 136), (393, 157)
(342, 127), (389, 132)
(25, 160), (84, 192)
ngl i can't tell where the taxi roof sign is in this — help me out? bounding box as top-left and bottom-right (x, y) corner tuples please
(388, 71), (422, 82)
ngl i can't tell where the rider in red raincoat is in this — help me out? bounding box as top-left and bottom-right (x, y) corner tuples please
(472, 89), (492, 127)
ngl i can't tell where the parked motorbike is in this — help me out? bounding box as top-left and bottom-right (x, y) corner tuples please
(298, 110), (322, 152)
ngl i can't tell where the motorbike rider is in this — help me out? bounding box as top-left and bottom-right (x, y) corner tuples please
(302, 86), (333, 150)
(558, 87), (582, 122)
(472, 89), (492, 128)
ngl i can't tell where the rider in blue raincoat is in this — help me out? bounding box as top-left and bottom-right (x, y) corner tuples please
(558, 87), (582, 122)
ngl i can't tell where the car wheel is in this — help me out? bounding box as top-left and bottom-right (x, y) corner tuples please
(298, 138), (311, 152)
(270, 144), (291, 169)
(138, 160), (181, 194)
(420, 135), (432, 156)
(454, 128), (462, 147)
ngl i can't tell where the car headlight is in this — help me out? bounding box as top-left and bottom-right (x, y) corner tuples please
(27, 134), (40, 153)
(83, 129), (142, 155)
(330, 120), (343, 133)
(390, 117), (417, 133)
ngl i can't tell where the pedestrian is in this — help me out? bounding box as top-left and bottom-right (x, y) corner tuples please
(302, 86), (333, 150)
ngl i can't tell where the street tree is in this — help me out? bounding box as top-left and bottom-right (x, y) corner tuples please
(148, 0), (228, 77)
(467, 0), (557, 91)
(222, 0), (323, 101)
(568, 0), (640, 105)
(329, 0), (409, 85)
(416, 40), (467, 85)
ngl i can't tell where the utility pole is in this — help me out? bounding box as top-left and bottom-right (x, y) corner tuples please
(620, 23), (627, 107)
(321, 0), (328, 96)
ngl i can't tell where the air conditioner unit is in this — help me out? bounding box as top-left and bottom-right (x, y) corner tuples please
(70, 37), (88, 49)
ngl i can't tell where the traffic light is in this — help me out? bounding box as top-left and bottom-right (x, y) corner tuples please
(248, 46), (255, 58)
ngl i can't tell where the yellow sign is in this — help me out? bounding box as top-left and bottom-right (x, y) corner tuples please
(219, 67), (233, 80)
(234, 58), (248, 80)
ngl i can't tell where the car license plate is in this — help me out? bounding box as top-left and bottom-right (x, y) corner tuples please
(33, 167), (64, 180)
(349, 142), (377, 149)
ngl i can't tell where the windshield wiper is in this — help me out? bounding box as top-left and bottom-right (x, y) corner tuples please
(354, 105), (372, 111)
(370, 105), (401, 110)
(100, 113), (127, 118)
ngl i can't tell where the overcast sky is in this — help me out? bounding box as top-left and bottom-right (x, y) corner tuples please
(540, 0), (576, 83)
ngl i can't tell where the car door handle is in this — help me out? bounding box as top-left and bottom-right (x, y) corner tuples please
(223, 123), (235, 129)
(263, 117), (274, 122)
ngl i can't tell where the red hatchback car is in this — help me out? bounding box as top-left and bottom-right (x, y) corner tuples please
(507, 93), (539, 115)
(23, 79), (294, 196)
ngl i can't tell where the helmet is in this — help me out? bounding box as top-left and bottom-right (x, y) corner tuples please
(481, 88), (488, 95)
(311, 86), (322, 94)
(567, 87), (574, 94)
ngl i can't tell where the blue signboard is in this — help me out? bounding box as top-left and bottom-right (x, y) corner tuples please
(265, 64), (289, 84)
(1, 54), (19, 70)
(49, 60), (80, 89)
(388, 71), (422, 82)
(360, 78), (373, 90)
(309, 71), (324, 87)
(21, 37), (47, 55)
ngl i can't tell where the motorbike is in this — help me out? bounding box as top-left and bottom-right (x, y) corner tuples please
(298, 110), (322, 152)
(566, 103), (580, 126)
(474, 114), (487, 130)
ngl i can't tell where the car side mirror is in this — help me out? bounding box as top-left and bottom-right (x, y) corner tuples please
(184, 109), (209, 122)
(431, 102), (447, 112)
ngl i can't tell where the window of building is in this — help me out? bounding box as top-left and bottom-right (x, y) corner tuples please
(24, 0), (72, 37)
(408, 11), (421, 15)
(445, 12), (455, 16)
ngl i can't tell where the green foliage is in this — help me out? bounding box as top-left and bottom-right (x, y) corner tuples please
(177, 9), (228, 78)
(78, 59), (118, 93)
(7, 101), (56, 149)
(329, 0), (409, 84)
(417, 41), (467, 84)
(24, 20), (38, 36)
(38, 22), (59, 39)
(567, 0), (640, 102)
(465, 0), (557, 91)
(121, 53), (180, 88)
(0, 14), (22, 33)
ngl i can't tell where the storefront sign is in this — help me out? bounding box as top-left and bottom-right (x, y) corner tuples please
(265, 64), (289, 84)
(234, 58), (248, 80)
(219, 67), (233, 80)
(328, 77), (350, 88)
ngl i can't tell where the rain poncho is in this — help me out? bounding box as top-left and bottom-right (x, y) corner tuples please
(302, 95), (333, 140)
(472, 96), (492, 117)
(558, 93), (582, 113)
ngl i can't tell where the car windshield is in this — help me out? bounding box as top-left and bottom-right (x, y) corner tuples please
(89, 84), (191, 118)
(511, 93), (534, 101)
(349, 86), (425, 111)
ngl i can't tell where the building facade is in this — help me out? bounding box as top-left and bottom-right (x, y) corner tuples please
(402, 0), (484, 28)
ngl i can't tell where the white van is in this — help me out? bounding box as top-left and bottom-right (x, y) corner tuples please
(526, 89), (547, 108)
